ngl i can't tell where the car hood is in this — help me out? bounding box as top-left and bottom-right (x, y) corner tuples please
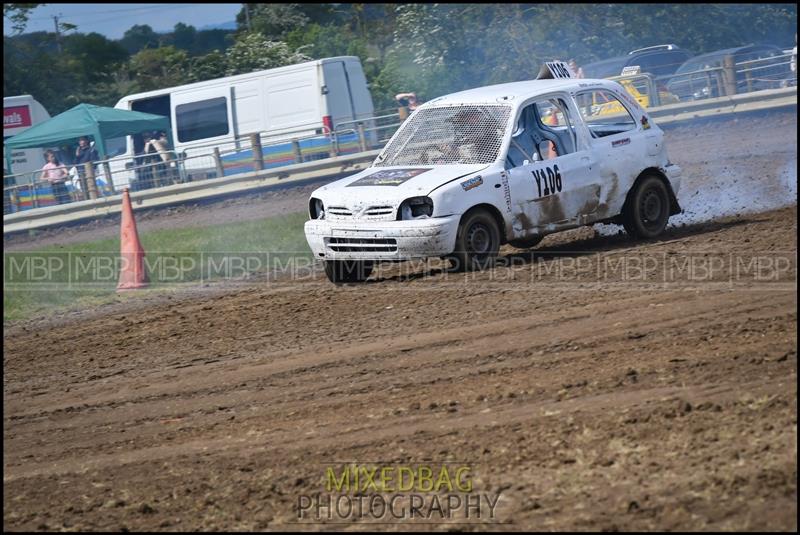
(311, 164), (488, 206)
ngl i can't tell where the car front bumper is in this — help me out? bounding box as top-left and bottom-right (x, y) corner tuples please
(304, 215), (461, 261)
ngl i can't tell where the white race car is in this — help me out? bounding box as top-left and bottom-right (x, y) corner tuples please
(305, 62), (682, 283)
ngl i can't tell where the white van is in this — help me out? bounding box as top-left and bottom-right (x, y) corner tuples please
(4, 95), (51, 177)
(111, 56), (375, 188)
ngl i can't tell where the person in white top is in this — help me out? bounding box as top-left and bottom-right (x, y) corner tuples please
(568, 59), (585, 79)
(40, 150), (71, 204)
(144, 131), (176, 186)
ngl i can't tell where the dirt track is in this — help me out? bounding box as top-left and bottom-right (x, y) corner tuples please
(3, 110), (798, 531)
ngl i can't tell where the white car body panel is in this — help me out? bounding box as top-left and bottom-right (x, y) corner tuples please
(305, 76), (682, 262)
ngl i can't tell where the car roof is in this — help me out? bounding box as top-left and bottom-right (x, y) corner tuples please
(421, 78), (613, 107)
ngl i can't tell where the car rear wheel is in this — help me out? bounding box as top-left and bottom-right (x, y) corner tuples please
(324, 260), (373, 283)
(622, 176), (670, 239)
(448, 208), (501, 272)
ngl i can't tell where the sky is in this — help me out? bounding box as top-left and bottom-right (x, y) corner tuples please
(3, 3), (242, 39)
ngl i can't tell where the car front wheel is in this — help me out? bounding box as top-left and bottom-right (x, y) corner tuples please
(448, 208), (501, 271)
(623, 176), (670, 239)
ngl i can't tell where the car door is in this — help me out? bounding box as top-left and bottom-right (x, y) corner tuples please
(573, 87), (649, 218)
(505, 94), (603, 238)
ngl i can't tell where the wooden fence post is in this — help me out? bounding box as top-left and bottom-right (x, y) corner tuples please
(722, 54), (737, 96)
(31, 174), (39, 208)
(250, 133), (263, 172)
(177, 152), (188, 183)
(291, 139), (303, 164)
(84, 163), (98, 200)
(102, 161), (114, 193)
(357, 122), (368, 152)
(213, 147), (224, 178)
(329, 131), (339, 158)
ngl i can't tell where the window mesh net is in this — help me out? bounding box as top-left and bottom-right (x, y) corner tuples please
(375, 105), (512, 166)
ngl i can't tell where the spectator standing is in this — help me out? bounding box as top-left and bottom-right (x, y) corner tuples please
(136, 132), (159, 189)
(74, 136), (99, 196)
(74, 136), (99, 168)
(145, 131), (176, 186)
(41, 150), (71, 204)
(395, 92), (421, 121)
(568, 59), (585, 79)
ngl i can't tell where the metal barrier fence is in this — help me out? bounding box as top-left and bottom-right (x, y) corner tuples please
(2, 163), (120, 214)
(2, 125), (374, 214)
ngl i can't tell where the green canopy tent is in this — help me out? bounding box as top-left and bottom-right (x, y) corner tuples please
(4, 103), (172, 173)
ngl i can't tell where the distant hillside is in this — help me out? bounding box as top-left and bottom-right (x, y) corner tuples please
(199, 21), (237, 31)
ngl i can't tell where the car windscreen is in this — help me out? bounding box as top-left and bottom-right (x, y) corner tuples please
(374, 105), (512, 166)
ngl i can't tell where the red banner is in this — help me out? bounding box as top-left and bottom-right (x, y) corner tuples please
(4, 105), (32, 130)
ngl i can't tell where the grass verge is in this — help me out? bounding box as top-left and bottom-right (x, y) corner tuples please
(4, 211), (311, 321)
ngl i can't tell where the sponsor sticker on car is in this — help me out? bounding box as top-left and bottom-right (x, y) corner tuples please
(347, 168), (431, 187)
(461, 176), (483, 191)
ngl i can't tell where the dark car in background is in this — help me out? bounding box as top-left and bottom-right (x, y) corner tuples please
(666, 44), (791, 101)
(581, 45), (692, 107)
(582, 44), (693, 79)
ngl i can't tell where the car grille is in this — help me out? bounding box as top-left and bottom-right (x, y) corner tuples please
(364, 205), (393, 216)
(327, 206), (353, 217)
(325, 205), (396, 221)
(325, 237), (398, 253)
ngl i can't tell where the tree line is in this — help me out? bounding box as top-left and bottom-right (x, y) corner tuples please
(4, 3), (797, 116)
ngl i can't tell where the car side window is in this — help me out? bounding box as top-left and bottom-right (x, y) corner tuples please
(505, 98), (577, 169)
(534, 98), (577, 156)
(574, 90), (637, 138)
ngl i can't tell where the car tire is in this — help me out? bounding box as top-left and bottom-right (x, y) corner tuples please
(622, 176), (670, 239)
(324, 260), (373, 283)
(508, 236), (544, 249)
(448, 208), (501, 272)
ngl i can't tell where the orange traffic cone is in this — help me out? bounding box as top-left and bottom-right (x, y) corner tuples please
(117, 188), (149, 291)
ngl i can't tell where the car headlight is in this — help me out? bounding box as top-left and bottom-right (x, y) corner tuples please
(398, 196), (433, 220)
(309, 197), (325, 220)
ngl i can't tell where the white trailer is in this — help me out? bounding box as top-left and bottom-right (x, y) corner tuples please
(111, 56), (375, 188)
(4, 95), (51, 176)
